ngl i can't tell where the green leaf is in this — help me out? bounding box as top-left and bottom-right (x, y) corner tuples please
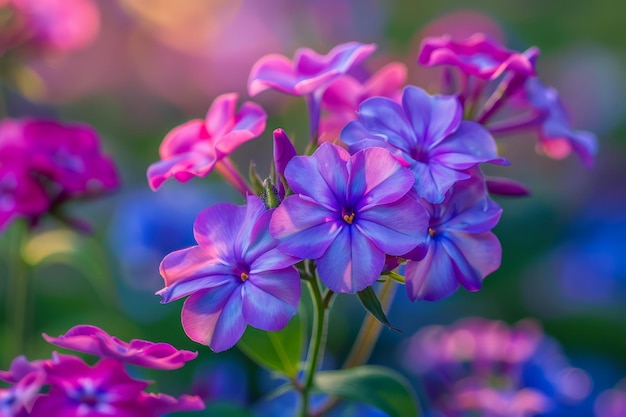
(237, 311), (302, 377)
(315, 366), (420, 417)
(357, 286), (401, 332)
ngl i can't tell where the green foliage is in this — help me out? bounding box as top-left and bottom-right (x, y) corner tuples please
(357, 286), (400, 331)
(315, 365), (420, 417)
(237, 311), (303, 378)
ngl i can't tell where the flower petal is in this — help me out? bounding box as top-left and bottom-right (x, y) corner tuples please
(405, 241), (460, 301)
(402, 86), (462, 148)
(270, 195), (342, 259)
(242, 268), (301, 331)
(215, 101), (267, 157)
(194, 202), (247, 261)
(248, 54), (299, 96)
(353, 97), (415, 152)
(204, 93), (238, 138)
(444, 231), (502, 290)
(182, 284), (246, 352)
(316, 227), (384, 293)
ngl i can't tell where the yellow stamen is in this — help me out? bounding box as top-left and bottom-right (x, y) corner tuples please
(428, 227), (436, 237)
(342, 213), (355, 224)
(240, 272), (249, 282)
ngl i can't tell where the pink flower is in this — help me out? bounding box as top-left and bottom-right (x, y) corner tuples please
(42, 325), (198, 370)
(418, 33), (538, 80)
(248, 42), (375, 143)
(0, 371), (45, 417)
(248, 42), (376, 97)
(8, 0), (100, 53)
(28, 355), (204, 417)
(320, 62), (407, 143)
(147, 93), (266, 191)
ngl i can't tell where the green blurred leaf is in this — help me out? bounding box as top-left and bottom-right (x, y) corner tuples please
(237, 311), (302, 377)
(357, 286), (400, 332)
(314, 366), (420, 417)
(203, 401), (253, 417)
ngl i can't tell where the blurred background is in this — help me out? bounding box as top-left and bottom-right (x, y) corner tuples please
(0, 0), (624, 415)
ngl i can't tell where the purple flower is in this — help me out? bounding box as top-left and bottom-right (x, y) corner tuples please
(595, 382), (626, 417)
(248, 42), (376, 97)
(341, 86), (507, 203)
(0, 371), (44, 417)
(157, 195), (301, 352)
(270, 143), (428, 293)
(403, 317), (591, 417)
(147, 93), (267, 191)
(0, 158), (48, 232)
(28, 355), (203, 417)
(319, 62), (407, 143)
(42, 325), (198, 370)
(404, 173), (502, 301)
(418, 33), (538, 80)
(524, 78), (598, 168)
(248, 42), (375, 142)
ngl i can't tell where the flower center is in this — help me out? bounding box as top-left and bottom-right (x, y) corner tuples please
(342, 208), (355, 225)
(240, 272), (249, 282)
(428, 227), (436, 237)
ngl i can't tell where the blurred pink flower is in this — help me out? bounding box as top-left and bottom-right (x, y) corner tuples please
(42, 325), (198, 370)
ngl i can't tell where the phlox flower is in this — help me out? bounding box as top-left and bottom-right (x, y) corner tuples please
(341, 85), (507, 203)
(270, 143), (428, 293)
(418, 33), (538, 81)
(147, 93), (266, 192)
(248, 41), (375, 142)
(42, 324), (198, 370)
(273, 128), (297, 199)
(319, 62), (407, 143)
(524, 78), (598, 168)
(157, 195), (301, 352)
(403, 318), (591, 417)
(0, 371), (44, 417)
(28, 355), (203, 417)
(404, 173), (502, 301)
(0, 158), (48, 231)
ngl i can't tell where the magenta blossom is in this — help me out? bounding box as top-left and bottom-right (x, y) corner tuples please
(248, 41), (375, 143)
(320, 62), (407, 143)
(418, 33), (538, 81)
(42, 325), (198, 370)
(28, 355), (203, 417)
(0, 159), (48, 231)
(270, 143), (428, 293)
(596, 382), (626, 417)
(404, 173), (502, 301)
(273, 128), (297, 199)
(341, 85), (508, 203)
(0, 371), (44, 417)
(157, 195), (301, 352)
(147, 93), (267, 192)
(524, 78), (597, 168)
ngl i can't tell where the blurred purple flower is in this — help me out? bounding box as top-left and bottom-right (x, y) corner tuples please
(524, 78), (598, 168)
(0, 117), (119, 232)
(248, 41), (375, 142)
(191, 359), (248, 405)
(595, 382), (626, 417)
(147, 93), (266, 192)
(403, 317), (591, 417)
(320, 62), (407, 143)
(486, 176), (531, 197)
(157, 195), (301, 352)
(418, 33), (537, 81)
(1, 0), (100, 54)
(270, 143), (427, 293)
(0, 371), (44, 417)
(341, 86), (507, 203)
(28, 355), (203, 417)
(403, 173), (502, 301)
(42, 324), (198, 370)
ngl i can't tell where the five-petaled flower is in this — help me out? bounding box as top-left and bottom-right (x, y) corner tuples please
(341, 85), (508, 203)
(270, 143), (428, 293)
(147, 93), (267, 192)
(157, 195), (301, 352)
(403, 172), (502, 301)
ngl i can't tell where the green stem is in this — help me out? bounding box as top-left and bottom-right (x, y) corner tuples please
(4, 220), (29, 363)
(299, 275), (332, 417)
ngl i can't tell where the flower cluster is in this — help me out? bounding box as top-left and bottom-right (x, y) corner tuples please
(149, 36), (597, 353)
(0, 325), (204, 417)
(402, 317), (591, 417)
(0, 117), (118, 232)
